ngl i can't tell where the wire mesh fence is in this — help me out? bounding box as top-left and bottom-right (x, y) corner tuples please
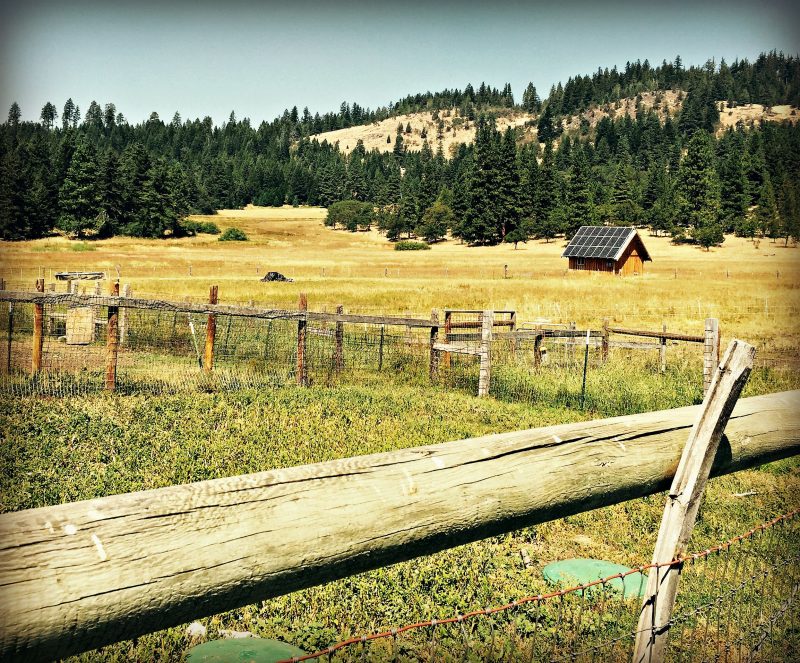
(274, 510), (799, 662)
(0, 290), (780, 407)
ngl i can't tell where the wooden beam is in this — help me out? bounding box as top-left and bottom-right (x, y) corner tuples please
(105, 282), (119, 391)
(608, 326), (704, 344)
(334, 305), (344, 372)
(203, 285), (218, 372)
(0, 391), (797, 661)
(0, 292), (438, 329)
(31, 279), (45, 375)
(632, 340), (755, 663)
(703, 318), (720, 396)
(477, 311), (493, 397)
(296, 293), (307, 386)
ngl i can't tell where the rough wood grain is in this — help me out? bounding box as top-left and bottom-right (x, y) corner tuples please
(632, 340), (755, 663)
(0, 391), (798, 662)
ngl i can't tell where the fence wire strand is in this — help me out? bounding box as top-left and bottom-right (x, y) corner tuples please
(274, 511), (799, 663)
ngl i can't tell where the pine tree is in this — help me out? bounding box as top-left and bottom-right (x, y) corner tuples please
(62, 98), (76, 130)
(416, 199), (452, 242)
(496, 127), (522, 238)
(676, 131), (723, 246)
(57, 141), (105, 238)
(462, 117), (502, 244)
(611, 158), (641, 225)
(564, 147), (594, 237)
(40, 102), (57, 130)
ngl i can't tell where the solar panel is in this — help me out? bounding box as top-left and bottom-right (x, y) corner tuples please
(562, 226), (635, 259)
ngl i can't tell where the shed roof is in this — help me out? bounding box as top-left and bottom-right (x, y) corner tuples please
(561, 226), (651, 262)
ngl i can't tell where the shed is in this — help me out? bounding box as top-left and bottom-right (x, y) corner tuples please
(562, 226), (651, 275)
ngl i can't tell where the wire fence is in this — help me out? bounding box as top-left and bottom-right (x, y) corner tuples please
(274, 510), (799, 662)
(0, 290), (794, 405)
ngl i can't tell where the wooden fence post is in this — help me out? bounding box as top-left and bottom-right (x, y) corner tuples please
(297, 293), (307, 386)
(534, 325), (542, 368)
(5, 301), (13, 374)
(105, 282), (120, 391)
(703, 318), (720, 395)
(119, 285), (131, 347)
(31, 279), (44, 375)
(660, 323), (667, 373)
(334, 305), (344, 372)
(378, 325), (385, 371)
(429, 310), (439, 381)
(602, 318), (609, 363)
(632, 339), (755, 663)
(442, 311), (452, 369)
(477, 310), (493, 397)
(203, 285), (218, 372)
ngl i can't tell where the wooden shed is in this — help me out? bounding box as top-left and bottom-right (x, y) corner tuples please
(562, 226), (651, 275)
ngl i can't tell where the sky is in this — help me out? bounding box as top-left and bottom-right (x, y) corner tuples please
(1, 0), (799, 126)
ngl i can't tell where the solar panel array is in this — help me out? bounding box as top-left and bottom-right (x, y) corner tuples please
(561, 226), (634, 259)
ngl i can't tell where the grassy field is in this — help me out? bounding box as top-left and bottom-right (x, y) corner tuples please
(1, 207), (798, 660)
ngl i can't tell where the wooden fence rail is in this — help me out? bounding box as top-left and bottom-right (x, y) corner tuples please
(0, 291), (438, 329)
(0, 390), (797, 662)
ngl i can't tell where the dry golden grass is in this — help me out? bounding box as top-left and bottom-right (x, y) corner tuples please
(309, 94), (798, 155)
(2, 205), (798, 356)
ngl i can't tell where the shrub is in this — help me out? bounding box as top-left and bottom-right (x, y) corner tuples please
(219, 227), (248, 242)
(198, 221), (221, 235)
(394, 240), (430, 251)
(181, 220), (220, 236)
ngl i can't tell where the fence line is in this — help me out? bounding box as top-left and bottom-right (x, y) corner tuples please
(276, 509), (799, 662)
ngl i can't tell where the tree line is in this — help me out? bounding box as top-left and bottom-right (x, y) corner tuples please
(1, 51), (799, 246)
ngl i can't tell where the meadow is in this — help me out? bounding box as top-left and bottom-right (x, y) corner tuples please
(0, 206), (798, 660)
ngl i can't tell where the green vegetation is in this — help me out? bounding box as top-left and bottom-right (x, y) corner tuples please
(394, 240), (430, 251)
(324, 200), (374, 231)
(3, 52), (800, 246)
(182, 219), (221, 235)
(1, 371), (797, 660)
(218, 227), (248, 241)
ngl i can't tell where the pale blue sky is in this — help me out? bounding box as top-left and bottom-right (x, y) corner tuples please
(2, 0), (798, 125)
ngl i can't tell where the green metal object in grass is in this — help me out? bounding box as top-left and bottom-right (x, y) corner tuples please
(187, 638), (307, 663)
(543, 558), (647, 598)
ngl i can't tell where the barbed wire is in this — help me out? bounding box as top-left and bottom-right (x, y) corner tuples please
(274, 510), (799, 662)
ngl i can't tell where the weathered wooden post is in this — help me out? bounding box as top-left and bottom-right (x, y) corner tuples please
(105, 281), (120, 391)
(0, 278), (5, 290)
(660, 323), (667, 373)
(510, 310), (519, 355)
(119, 285), (131, 347)
(477, 310), (493, 397)
(632, 339), (755, 663)
(429, 310), (439, 381)
(31, 279), (45, 375)
(533, 325), (543, 368)
(6, 301), (13, 374)
(601, 318), (609, 363)
(442, 310), (452, 369)
(703, 318), (720, 395)
(378, 325), (385, 371)
(334, 305), (344, 372)
(296, 293), (308, 386)
(203, 285), (218, 372)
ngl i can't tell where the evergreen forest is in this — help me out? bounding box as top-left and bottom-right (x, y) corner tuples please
(2, 51), (799, 248)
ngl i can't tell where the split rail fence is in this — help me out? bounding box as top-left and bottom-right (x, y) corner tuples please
(0, 283), (722, 401)
(0, 385), (797, 662)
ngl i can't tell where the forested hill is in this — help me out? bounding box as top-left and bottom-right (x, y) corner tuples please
(1, 51), (799, 247)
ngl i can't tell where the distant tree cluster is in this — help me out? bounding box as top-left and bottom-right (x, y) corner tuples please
(2, 51), (799, 247)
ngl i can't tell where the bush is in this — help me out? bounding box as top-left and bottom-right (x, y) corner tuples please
(219, 227), (248, 242)
(181, 220), (221, 236)
(394, 240), (430, 251)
